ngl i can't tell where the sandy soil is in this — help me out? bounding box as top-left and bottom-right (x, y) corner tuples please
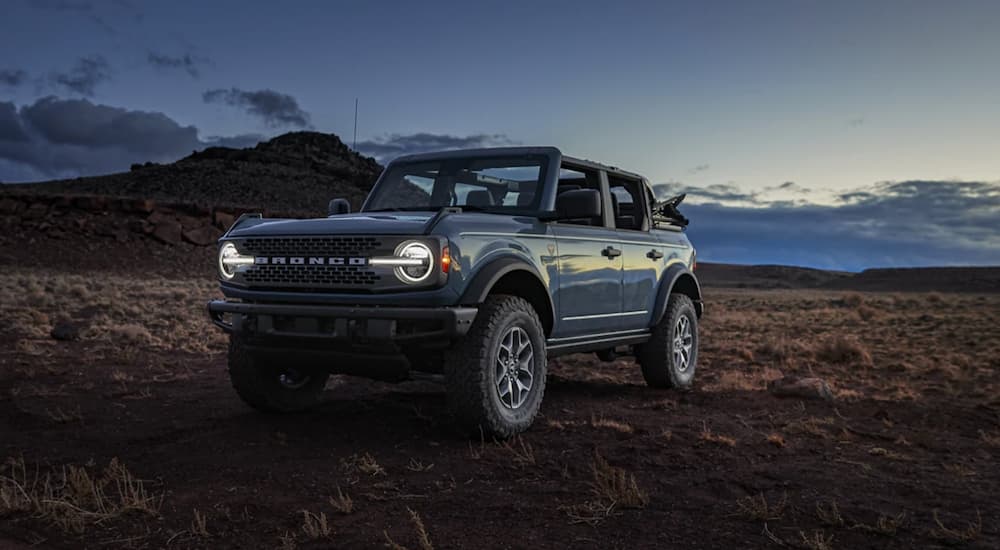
(2, 269), (998, 549)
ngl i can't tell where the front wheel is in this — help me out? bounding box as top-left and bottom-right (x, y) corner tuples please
(228, 334), (329, 412)
(444, 295), (547, 438)
(638, 293), (699, 389)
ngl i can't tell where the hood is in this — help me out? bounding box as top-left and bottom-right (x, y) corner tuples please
(226, 212), (434, 238)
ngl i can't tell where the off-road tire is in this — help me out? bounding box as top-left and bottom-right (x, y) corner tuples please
(444, 295), (547, 439)
(228, 334), (329, 412)
(638, 293), (698, 389)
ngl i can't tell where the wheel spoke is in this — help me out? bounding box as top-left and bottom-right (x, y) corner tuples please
(494, 325), (536, 410)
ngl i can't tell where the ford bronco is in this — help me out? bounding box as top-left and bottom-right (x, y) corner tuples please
(207, 147), (702, 437)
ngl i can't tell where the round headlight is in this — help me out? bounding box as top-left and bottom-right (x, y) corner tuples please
(218, 242), (241, 279)
(394, 241), (433, 283)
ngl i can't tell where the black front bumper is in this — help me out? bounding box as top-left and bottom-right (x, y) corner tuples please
(207, 300), (477, 342)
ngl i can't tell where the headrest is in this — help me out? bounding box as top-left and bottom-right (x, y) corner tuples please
(556, 188), (601, 219)
(466, 190), (494, 207)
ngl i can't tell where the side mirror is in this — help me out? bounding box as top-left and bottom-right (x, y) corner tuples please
(552, 189), (601, 220)
(328, 198), (351, 216)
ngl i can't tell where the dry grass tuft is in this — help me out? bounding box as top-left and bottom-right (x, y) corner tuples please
(590, 415), (634, 434)
(328, 486), (354, 514)
(931, 509), (981, 543)
(699, 421), (737, 447)
(978, 429), (1000, 447)
(853, 511), (906, 536)
(342, 452), (386, 477)
(45, 406), (83, 424)
(501, 436), (536, 466)
(815, 500), (844, 526)
(384, 508), (434, 550)
(300, 509), (332, 539)
(815, 335), (873, 366)
(190, 508), (210, 537)
(590, 451), (648, 509)
(799, 530), (834, 550)
(736, 492), (787, 521)
(766, 433), (786, 448)
(0, 456), (161, 534)
(756, 337), (811, 365)
(406, 458), (434, 472)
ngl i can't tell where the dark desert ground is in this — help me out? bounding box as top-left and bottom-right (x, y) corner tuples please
(1, 134), (998, 549)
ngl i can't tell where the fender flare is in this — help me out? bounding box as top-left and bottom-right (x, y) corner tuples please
(650, 264), (703, 327)
(458, 256), (552, 308)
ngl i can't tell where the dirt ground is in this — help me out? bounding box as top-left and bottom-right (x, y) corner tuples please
(2, 269), (999, 549)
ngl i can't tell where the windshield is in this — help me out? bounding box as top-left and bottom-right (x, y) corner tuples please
(364, 155), (548, 213)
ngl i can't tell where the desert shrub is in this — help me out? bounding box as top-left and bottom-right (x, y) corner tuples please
(815, 335), (872, 366)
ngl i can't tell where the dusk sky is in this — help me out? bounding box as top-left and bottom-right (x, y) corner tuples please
(1, 0), (998, 269)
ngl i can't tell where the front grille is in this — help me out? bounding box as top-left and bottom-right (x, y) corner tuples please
(243, 265), (380, 286)
(237, 236), (385, 290)
(241, 236), (382, 257)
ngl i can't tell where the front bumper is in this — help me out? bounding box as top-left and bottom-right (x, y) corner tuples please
(206, 300), (477, 342)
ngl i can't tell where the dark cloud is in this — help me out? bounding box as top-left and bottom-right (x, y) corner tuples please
(662, 180), (1000, 270)
(0, 69), (28, 87)
(356, 132), (516, 163)
(51, 56), (111, 96)
(0, 96), (264, 182)
(202, 88), (311, 128)
(29, 0), (127, 35)
(0, 103), (29, 143)
(653, 182), (759, 203)
(147, 52), (208, 78)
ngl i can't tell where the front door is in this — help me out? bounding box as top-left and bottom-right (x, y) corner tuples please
(551, 223), (623, 336)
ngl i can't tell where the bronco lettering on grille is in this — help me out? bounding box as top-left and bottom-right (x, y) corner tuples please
(254, 256), (368, 266)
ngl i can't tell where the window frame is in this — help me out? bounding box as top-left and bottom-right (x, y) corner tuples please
(548, 161), (616, 230)
(607, 173), (650, 233)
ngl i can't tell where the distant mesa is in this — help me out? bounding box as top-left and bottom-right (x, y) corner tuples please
(6, 131), (383, 214)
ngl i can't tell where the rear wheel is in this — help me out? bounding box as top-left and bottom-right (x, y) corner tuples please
(638, 293), (698, 389)
(444, 295), (547, 438)
(228, 334), (329, 412)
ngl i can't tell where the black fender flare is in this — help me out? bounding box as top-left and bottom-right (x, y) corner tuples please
(459, 256), (551, 306)
(650, 264), (703, 327)
(458, 256), (555, 335)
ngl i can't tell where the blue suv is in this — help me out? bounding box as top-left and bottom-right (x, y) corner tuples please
(208, 147), (702, 437)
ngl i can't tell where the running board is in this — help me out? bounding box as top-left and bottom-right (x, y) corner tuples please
(545, 330), (651, 357)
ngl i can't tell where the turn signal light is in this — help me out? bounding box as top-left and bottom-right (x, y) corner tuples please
(441, 245), (451, 273)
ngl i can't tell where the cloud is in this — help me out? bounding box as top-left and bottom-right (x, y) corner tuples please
(51, 56), (111, 96)
(355, 132), (516, 163)
(688, 164), (710, 174)
(29, 0), (130, 35)
(147, 52), (208, 78)
(653, 182), (760, 204)
(0, 96), (264, 182)
(659, 180), (1000, 270)
(848, 116), (865, 127)
(202, 87), (311, 128)
(0, 69), (28, 87)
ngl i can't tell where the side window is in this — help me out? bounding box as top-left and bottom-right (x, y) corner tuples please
(608, 176), (647, 231)
(555, 164), (605, 227)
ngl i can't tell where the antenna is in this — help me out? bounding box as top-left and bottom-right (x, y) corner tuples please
(352, 97), (358, 151)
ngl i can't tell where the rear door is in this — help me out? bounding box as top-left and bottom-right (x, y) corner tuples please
(551, 165), (624, 337)
(609, 175), (663, 331)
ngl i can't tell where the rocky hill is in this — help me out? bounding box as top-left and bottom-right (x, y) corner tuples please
(5, 132), (382, 214)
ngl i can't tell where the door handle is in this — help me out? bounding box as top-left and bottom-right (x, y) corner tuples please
(646, 249), (664, 260)
(601, 246), (622, 259)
